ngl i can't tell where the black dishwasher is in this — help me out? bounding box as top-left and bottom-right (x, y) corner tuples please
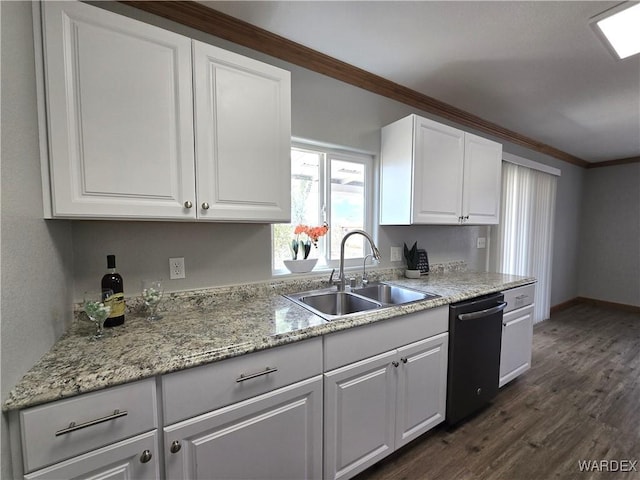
(446, 293), (507, 425)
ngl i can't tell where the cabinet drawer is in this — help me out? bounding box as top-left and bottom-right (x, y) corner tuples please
(20, 378), (157, 473)
(162, 337), (323, 424)
(324, 306), (448, 371)
(503, 283), (535, 313)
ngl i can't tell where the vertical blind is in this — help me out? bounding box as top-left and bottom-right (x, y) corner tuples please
(490, 162), (557, 323)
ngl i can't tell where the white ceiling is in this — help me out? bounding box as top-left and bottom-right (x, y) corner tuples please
(203, 1), (640, 163)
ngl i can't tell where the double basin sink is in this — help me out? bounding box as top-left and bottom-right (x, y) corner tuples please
(285, 282), (440, 321)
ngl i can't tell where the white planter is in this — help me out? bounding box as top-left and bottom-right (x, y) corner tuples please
(284, 258), (318, 274)
(405, 269), (421, 279)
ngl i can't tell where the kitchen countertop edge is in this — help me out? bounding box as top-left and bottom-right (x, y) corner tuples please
(2, 272), (535, 412)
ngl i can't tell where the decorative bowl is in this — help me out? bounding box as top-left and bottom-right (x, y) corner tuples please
(284, 258), (318, 274)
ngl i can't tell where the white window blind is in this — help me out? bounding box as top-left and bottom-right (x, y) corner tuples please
(489, 162), (557, 323)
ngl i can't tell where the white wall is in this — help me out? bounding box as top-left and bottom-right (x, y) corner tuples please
(1, 2), (74, 478)
(579, 163), (640, 306)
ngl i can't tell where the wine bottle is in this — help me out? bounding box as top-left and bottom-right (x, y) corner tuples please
(102, 255), (125, 327)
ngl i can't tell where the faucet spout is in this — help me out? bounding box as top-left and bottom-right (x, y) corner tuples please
(338, 230), (381, 292)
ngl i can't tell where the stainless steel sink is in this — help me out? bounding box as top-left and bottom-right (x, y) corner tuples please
(297, 291), (381, 317)
(352, 282), (439, 305)
(284, 282), (439, 321)
(285, 289), (381, 321)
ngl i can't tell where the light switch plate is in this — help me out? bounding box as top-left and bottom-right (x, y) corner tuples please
(477, 237), (487, 249)
(390, 246), (402, 262)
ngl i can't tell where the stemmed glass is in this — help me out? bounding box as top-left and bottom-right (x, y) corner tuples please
(83, 290), (113, 340)
(141, 280), (164, 321)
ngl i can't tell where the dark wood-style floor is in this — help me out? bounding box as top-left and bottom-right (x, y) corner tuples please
(355, 303), (640, 480)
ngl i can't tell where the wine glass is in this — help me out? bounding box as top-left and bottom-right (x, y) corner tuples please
(83, 290), (113, 340)
(141, 280), (163, 321)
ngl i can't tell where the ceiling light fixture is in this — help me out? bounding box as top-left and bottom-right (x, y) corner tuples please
(591, 2), (640, 60)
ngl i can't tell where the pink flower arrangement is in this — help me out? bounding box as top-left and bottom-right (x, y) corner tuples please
(291, 223), (329, 259)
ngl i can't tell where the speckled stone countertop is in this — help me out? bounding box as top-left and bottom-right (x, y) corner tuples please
(2, 268), (534, 412)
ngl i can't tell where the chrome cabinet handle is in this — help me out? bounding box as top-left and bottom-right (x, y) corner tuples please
(55, 409), (128, 436)
(516, 295), (529, 300)
(170, 440), (182, 454)
(392, 361), (400, 368)
(201, 202), (210, 210)
(236, 367), (278, 383)
(458, 302), (508, 321)
(401, 357), (408, 364)
(140, 450), (152, 463)
(184, 201), (193, 209)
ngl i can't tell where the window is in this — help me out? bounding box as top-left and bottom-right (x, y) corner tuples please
(489, 161), (558, 323)
(272, 141), (374, 273)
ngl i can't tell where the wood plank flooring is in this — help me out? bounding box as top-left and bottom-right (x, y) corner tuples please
(354, 303), (640, 480)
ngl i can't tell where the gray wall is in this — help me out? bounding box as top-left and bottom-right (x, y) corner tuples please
(70, 2), (498, 300)
(1, 2), (74, 478)
(579, 163), (640, 306)
(71, 2), (584, 303)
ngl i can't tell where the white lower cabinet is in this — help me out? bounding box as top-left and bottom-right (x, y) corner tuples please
(324, 332), (449, 480)
(500, 284), (536, 387)
(25, 431), (160, 480)
(163, 376), (323, 480)
(499, 304), (534, 387)
(12, 378), (159, 479)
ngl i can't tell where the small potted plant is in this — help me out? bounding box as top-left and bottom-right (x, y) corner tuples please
(284, 223), (329, 273)
(404, 242), (421, 278)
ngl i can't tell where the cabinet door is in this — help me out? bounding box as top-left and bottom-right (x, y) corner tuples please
(41, 2), (196, 219)
(499, 304), (534, 387)
(462, 133), (503, 224)
(193, 41), (291, 222)
(395, 333), (448, 449)
(25, 431), (159, 480)
(412, 117), (465, 224)
(324, 350), (397, 480)
(164, 376), (322, 480)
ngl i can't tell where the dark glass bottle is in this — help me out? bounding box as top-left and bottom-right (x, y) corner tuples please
(102, 255), (125, 327)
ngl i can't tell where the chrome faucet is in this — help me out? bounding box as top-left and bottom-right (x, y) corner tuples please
(362, 254), (373, 286)
(337, 230), (381, 291)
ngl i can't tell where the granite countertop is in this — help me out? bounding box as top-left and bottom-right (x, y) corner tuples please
(2, 269), (535, 412)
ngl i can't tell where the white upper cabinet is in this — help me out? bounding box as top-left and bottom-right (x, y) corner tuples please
(462, 133), (504, 224)
(380, 114), (502, 225)
(193, 41), (291, 222)
(38, 2), (291, 222)
(40, 1), (196, 220)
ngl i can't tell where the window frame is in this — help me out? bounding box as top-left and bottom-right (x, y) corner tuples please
(271, 139), (375, 275)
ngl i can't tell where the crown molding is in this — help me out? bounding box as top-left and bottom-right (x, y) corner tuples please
(586, 156), (640, 169)
(122, 0), (592, 168)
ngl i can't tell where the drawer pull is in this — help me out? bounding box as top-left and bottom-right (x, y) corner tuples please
(516, 295), (529, 300)
(140, 450), (152, 463)
(236, 366), (278, 383)
(170, 440), (182, 454)
(55, 409), (128, 436)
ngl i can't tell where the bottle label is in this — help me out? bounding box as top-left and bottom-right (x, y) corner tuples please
(104, 293), (125, 317)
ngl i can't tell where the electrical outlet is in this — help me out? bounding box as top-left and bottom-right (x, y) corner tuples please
(390, 246), (402, 262)
(169, 257), (185, 279)
(477, 237), (487, 249)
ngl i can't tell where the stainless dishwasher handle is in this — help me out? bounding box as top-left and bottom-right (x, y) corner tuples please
(457, 302), (507, 321)
(236, 367), (278, 383)
(55, 409), (128, 436)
